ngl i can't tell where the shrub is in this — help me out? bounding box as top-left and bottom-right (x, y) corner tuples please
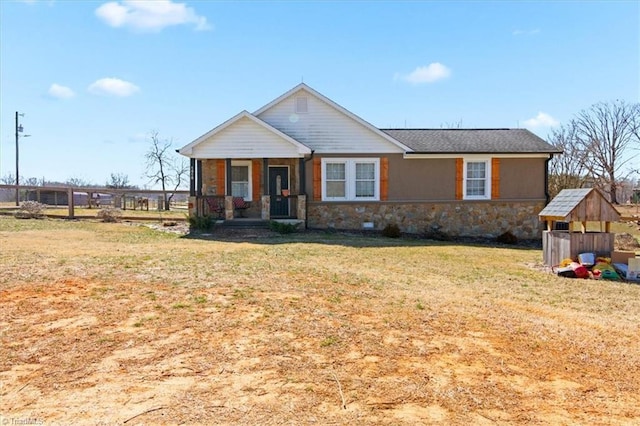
(188, 214), (216, 231)
(382, 223), (401, 238)
(97, 206), (122, 223)
(269, 221), (299, 234)
(497, 231), (518, 245)
(15, 201), (47, 219)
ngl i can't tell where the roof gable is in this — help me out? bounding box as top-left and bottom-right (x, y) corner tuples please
(179, 111), (311, 158)
(539, 188), (620, 222)
(254, 83), (410, 154)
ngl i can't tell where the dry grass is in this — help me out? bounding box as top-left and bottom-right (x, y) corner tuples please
(1, 216), (639, 425)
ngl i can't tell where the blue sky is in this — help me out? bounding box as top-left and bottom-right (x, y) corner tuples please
(1, 0), (638, 188)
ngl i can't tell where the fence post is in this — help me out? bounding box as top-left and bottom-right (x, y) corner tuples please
(67, 187), (75, 219)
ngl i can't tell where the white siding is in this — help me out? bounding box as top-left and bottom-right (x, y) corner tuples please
(191, 116), (305, 158)
(257, 89), (403, 154)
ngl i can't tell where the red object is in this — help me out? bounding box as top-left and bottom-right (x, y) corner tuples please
(570, 262), (589, 279)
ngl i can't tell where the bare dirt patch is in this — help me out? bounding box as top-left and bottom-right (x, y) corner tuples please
(1, 217), (640, 424)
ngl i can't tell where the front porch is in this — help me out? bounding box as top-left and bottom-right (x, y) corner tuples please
(187, 157), (309, 223)
(190, 193), (307, 222)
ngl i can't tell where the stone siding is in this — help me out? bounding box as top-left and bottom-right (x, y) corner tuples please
(307, 200), (546, 239)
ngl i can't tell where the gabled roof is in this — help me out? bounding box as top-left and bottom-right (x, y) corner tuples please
(178, 111), (312, 156)
(538, 188), (620, 222)
(254, 83), (412, 152)
(382, 128), (561, 154)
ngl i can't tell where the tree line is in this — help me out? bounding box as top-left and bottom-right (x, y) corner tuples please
(547, 100), (640, 204)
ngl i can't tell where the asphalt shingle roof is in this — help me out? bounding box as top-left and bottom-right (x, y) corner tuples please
(381, 129), (560, 154)
(538, 188), (594, 218)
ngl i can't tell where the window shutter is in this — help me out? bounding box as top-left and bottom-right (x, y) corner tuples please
(313, 157), (321, 201)
(380, 157), (389, 201)
(252, 160), (261, 201)
(455, 158), (463, 200)
(491, 158), (500, 199)
(216, 160), (226, 196)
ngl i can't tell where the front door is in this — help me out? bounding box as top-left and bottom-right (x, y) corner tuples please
(269, 166), (290, 217)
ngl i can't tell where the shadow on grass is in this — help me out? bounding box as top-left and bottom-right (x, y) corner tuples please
(181, 227), (542, 251)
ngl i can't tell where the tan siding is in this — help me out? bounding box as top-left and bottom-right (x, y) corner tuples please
(499, 158), (546, 199)
(191, 117), (304, 158)
(387, 155), (457, 200)
(257, 89), (403, 154)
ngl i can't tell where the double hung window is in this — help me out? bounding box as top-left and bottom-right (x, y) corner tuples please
(322, 158), (379, 201)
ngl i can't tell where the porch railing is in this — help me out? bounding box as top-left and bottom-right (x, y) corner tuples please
(194, 194), (306, 220)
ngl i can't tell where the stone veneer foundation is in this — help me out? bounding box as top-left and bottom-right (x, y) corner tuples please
(306, 200), (546, 239)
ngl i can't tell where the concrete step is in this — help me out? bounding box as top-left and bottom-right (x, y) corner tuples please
(219, 219), (270, 229)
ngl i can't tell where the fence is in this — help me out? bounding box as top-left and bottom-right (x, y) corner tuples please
(0, 184), (190, 218)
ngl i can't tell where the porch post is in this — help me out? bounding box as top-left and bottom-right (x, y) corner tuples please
(299, 157), (306, 195)
(196, 160), (203, 197)
(263, 158), (269, 195)
(189, 158), (196, 196)
(225, 158), (232, 196)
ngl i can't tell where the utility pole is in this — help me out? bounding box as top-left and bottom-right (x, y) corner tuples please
(15, 111), (20, 206)
(15, 111), (29, 206)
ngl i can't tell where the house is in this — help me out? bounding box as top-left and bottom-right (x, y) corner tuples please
(178, 84), (561, 239)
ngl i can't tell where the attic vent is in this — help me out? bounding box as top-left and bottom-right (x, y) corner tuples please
(295, 96), (308, 113)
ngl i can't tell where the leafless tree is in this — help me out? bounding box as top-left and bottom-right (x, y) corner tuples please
(106, 172), (133, 189)
(573, 100), (639, 204)
(144, 130), (188, 210)
(547, 122), (589, 198)
(66, 177), (91, 187)
(1, 173), (16, 185)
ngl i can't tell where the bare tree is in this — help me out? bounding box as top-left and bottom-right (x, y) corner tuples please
(1, 173), (16, 185)
(573, 100), (640, 204)
(144, 131), (188, 210)
(106, 172), (133, 189)
(547, 122), (589, 198)
(66, 177), (91, 187)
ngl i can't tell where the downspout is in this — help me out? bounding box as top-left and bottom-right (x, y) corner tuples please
(544, 154), (553, 205)
(303, 150), (315, 229)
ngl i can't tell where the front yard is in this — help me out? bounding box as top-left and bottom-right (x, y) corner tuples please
(1, 217), (639, 424)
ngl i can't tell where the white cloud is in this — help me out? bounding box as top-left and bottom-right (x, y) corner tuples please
(396, 63), (451, 84)
(523, 112), (559, 128)
(48, 83), (75, 99)
(95, 0), (211, 32)
(88, 78), (140, 97)
(513, 28), (541, 36)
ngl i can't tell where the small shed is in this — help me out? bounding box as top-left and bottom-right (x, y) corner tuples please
(539, 188), (620, 266)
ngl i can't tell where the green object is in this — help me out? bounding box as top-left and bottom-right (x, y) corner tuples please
(601, 269), (620, 280)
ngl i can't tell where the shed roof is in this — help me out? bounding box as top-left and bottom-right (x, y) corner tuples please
(382, 128), (561, 154)
(538, 188), (620, 222)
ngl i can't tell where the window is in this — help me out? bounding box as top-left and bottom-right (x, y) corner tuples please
(322, 158), (379, 201)
(231, 160), (252, 201)
(464, 159), (490, 199)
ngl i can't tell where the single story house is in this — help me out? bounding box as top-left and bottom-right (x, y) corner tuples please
(178, 83), (561, 239)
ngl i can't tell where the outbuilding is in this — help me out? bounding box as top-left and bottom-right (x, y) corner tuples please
(539, 188), (620, 266)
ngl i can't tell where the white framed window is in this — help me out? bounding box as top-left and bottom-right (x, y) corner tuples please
(231, 160), (252, 201)
(463, 159), (491, 200)
(322, 158), (379, 201)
